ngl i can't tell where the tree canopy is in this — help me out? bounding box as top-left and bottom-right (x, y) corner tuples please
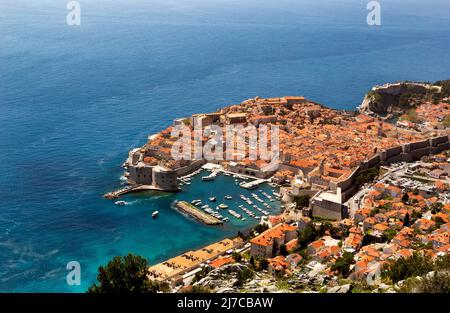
(88, 253), (169, 293)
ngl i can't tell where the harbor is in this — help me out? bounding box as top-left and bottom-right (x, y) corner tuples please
(171, 169), (281, 226)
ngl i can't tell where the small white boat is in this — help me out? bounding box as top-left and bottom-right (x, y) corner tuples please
(152, 211), (159, 218)
(115, 201), (126, 206)
(224, 195), (233, 200)
(209, 197), (217, 202)
(218, 203), (229, 209)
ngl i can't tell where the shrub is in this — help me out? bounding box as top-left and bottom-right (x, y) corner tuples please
(331, 252), (355, 277)
(416, 272), (450, 293)
(383, 252), (434, 283)
(88, 254), (169, 293)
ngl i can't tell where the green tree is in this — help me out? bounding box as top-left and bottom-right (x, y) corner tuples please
(294, 195), (310, 209)
(442, 114), (450, 128)
(383, 229), (398, 241)
(259, 259), (269, 270)
(181, 285), (211, 293)
(411, 210), (422, 220)
(384, 252), (434, 283)
(330, 252), (355, 277)
(88, 254), (169, 293)
(403, 212), (410, 227)
(249, 256), (255, 267)
(355, 167), (380, 187)
(430, 202), (444, 214)
(234, 268), (254, 287)
(417, 272), (450, 293)
(297, 225), (320, 249)
(231, 251), (242, 262)
(279, 244), (288, 256)
(254, 223), (269, 235)
(401, 193), (409, 204)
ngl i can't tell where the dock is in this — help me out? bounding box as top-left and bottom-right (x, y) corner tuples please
(103, 185), (165, 199)
(174, 201), (223, 225)
(240, 178), (266, 189)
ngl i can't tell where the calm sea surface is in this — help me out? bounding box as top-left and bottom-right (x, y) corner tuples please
(0, 0), (449, 292)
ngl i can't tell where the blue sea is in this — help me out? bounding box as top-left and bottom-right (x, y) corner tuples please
(0, 0), (449, 292)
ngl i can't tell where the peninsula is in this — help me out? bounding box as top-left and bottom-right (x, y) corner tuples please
(104, 80), (450, 293)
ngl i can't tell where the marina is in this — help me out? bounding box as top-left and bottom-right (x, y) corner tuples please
(173, 170), (281, 225)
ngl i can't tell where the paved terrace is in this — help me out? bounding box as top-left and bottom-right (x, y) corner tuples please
(148, 237), (243, 282)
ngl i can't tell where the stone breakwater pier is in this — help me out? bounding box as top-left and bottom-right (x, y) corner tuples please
(103, 184), (168, 199)
(174, 201), (223, 225)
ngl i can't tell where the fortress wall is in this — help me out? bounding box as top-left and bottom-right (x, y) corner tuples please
(341, 185), (359, 202)
(341, 136), (448, 203)
(385, 154), (403, 164)
(175, 159), (207, 176)
(337, 167), (360, 192)
(308, 134), (449, 220)
(401, 153), (414, 163)
(385, 146), (403, 158)
(436, 141), (450, 152)
(409, 139), (430, 151)
(311, 203), (342, 220)
(430, 135), (449, 147)
(277, 164), (302, 175)
(409, 146), (432, 160)
(363, 155), (381, 169)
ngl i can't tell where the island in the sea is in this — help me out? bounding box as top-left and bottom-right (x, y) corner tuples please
(101, 79), (450, 293)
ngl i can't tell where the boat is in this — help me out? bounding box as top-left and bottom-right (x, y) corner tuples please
(202, 171), (218, 181)
(218, 203), (228, 209)
(228, 210), (242, 219)
(152, 211), (159, 218)
(114, 201), (126, 206)
(224, 195), (233, 200)
(209, 197), (217, 202)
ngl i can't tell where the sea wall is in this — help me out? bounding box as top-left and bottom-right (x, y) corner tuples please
(340, 134), (449, 202)
(310, 134), (450, 220)
(175, 159), (207, 176)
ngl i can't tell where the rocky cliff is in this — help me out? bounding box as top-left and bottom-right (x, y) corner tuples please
(358, 82), (441, 116)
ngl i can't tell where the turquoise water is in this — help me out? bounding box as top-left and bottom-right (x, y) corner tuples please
(0, 0), (449, 292)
